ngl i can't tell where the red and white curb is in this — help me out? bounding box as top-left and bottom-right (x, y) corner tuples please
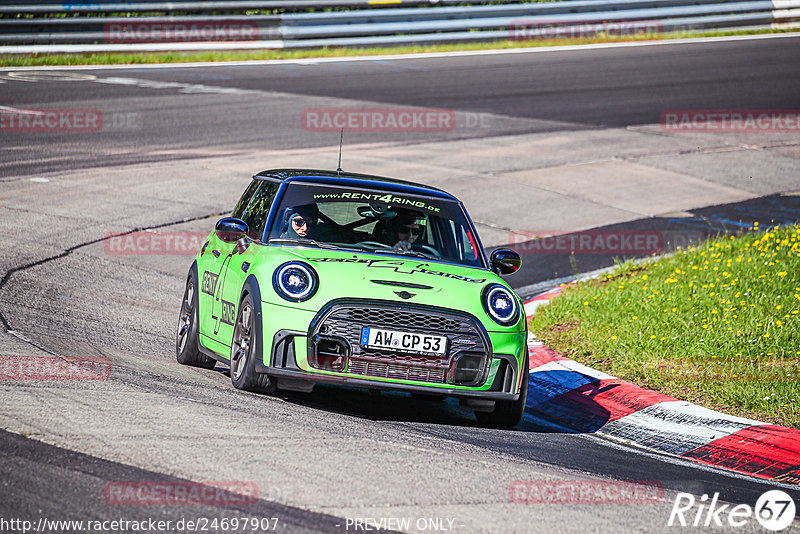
(524, 286), (800, 485)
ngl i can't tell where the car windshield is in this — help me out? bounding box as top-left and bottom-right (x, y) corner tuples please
(266, 182), (484, 268)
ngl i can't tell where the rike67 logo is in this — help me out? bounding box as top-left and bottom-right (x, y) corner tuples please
(668, 490), (796, 531)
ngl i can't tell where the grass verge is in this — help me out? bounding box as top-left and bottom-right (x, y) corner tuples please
(528, 223), (800, 428)
(1, 28), (798, 67)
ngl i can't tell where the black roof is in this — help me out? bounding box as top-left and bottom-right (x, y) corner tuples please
(254, 168), (456, 200)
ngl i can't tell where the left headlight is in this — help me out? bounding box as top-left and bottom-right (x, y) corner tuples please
(482, 283), (520, 326)
(273, 262), (318, 302)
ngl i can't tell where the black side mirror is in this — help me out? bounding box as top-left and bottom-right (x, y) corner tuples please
(215, 217), (249, 243)
(490, 248), (522, 275)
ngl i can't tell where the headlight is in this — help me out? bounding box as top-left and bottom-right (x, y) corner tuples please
(273, 262), (318, 302)
(482, 284), (519, 326)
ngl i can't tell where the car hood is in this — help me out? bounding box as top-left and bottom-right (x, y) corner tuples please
(255, 245), (523, 331)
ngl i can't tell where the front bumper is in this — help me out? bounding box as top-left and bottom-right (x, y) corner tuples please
(257, 363), (521, 400)
(256, 298), (526, 400)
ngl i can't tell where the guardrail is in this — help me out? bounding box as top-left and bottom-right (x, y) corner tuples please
(1, 0), (483, 14)
(1, 0), (798, 53)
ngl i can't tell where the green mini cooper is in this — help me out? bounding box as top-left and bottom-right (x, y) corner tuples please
(176, 169), (528, 428)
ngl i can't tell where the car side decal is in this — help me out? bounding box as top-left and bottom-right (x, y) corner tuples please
(312, 257), (486, 284)
(206, 256), (238, 336)
(201, 271), (218, 296)
(310, 191), (441, 213)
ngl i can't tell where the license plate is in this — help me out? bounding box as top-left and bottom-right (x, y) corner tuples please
(360, 327), (447, 356)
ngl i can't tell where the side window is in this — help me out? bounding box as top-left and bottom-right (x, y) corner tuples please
(232, 180), (259, 220)
(241, 181), (279, 240)
(460, 225), (477, 261)
(418, 215), (433, 246)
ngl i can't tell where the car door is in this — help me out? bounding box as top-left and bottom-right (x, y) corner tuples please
(198, 232), (238, 345)
(197, 179), (259, 345)
(215, 180), (280, 350)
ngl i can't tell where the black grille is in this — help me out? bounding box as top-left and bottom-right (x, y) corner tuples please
(310, 302), (488, 385)
(334, 307), (464, 333)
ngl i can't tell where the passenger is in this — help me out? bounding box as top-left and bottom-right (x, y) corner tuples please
(390, 213), (423, 251)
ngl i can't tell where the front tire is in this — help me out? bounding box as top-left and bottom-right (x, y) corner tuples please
(230, 293), (275, 394)
(176, 269), (216, 369)
(475, 359), (529, 429)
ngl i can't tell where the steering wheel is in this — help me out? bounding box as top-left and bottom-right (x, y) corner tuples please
(356, 241), (395, 250)
(418, 245), (442, 258)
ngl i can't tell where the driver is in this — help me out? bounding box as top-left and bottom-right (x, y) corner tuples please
(280, 204), (319, 239)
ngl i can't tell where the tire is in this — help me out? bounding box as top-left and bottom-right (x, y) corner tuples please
(176, 268), (216, 369)
(230, 292), (275, 394)
(475, 358), (529, 429)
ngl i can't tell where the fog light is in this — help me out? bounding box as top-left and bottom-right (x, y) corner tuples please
(312, 336), (347, 372)
(450, 353), (486, 385)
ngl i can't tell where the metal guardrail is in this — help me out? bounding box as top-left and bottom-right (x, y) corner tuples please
(0, 0), (481, 15)
(0, 0), (798, 52)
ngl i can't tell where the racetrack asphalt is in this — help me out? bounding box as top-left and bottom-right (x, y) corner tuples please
(1, 35), (800, 532)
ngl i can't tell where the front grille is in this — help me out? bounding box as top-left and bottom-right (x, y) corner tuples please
(310, 301), (489, 385)
(337, 307), (462, 332)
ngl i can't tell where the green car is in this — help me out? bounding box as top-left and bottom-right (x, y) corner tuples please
(176, 169), (529, 428)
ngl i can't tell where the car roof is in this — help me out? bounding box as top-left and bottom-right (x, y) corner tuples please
(254, 168), (457, 201)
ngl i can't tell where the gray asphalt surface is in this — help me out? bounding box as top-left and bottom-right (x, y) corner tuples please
(2, 35), (799, 177)
(1, 35), (800, 533)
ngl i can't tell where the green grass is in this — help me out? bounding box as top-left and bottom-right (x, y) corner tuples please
(2, 28), (798, 67)
(529, 223), (800, 428)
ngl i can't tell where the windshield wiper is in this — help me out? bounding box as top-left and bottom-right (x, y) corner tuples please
(369, 248), (430, 259)
(268, 238), (339, 250)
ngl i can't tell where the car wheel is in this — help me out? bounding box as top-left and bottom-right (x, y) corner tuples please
(230, 292), (275, 394)
(176, 269), (216, 369)
(475, 359), (529, 429)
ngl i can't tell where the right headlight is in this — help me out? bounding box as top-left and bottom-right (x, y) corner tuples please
(482, 283), (520, 326)
(273, 262), (318, 302)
